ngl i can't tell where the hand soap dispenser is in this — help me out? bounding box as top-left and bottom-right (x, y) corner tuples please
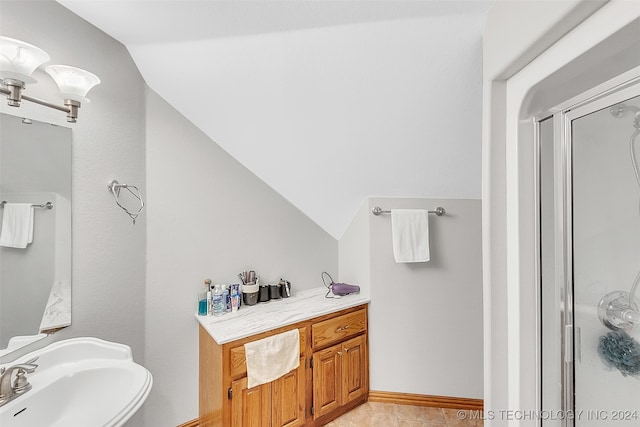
(198, 279), (212, 316)
(198, 280), (209, 316)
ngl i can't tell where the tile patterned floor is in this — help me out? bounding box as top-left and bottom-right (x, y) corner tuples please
(325, 401), (484, 426)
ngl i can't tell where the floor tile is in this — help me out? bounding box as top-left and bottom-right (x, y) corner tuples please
(442, 408), (483, 425)
(396, 405), (446, 424)
(330, 402), (481, 426)
(397, 420), (429, 427)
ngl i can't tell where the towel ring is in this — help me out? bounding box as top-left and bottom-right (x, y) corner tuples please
(108, 179), (145, 225)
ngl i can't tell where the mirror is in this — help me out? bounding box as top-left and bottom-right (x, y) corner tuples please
(0, 113), (72, 356)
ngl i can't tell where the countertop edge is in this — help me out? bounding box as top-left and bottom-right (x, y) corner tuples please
(194, 288), (370, 345)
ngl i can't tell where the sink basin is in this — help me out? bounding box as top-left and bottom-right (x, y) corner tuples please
(0, 337), (152, 427)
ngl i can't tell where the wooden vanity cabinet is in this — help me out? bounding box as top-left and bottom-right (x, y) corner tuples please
(311, 310), (368, 422)
(199, 304), (368, 427)
(230, 379), (271, 427)
(231, 358), (306, 427)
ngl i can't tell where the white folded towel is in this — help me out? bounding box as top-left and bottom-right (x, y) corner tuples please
(244, 329), (300, 389)
(0, 203), (34, 248)
(391, 209), (430, 263)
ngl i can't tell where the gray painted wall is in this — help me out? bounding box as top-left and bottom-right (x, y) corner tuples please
(145, 89), (338, 426)
(338, 200), (371, 298)
(340, 197), (483, 399)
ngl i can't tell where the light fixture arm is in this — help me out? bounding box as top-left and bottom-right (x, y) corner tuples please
(0, 81), (81, 123)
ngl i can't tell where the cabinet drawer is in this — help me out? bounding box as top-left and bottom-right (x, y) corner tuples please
(230, 328), (307, 379)
(312, 309), (367, 349)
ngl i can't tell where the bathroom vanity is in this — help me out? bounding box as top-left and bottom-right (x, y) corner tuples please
(196, 287), (370, 426)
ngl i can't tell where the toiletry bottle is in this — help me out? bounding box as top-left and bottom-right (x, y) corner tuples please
(231, 284), (240, 312)
(223, 285), (230, 313)
(204, 279), (213, 316)
(212, 284), (225, 317)
(198, 284), (208, 316)
(198, 279), (212, 316)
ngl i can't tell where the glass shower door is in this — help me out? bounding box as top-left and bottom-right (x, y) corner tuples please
(570, 93), (640, 426)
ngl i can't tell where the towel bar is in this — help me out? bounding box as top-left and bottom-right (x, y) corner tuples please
(0, 201), (53, 209)
(371, 206), (445, 216)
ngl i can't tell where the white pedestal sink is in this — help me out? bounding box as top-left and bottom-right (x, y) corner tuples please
(0, 337), (152, 427)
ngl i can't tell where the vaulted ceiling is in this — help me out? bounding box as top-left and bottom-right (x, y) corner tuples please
(57, 0), (491, 238)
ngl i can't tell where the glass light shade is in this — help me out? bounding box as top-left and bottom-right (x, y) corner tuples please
(45, 65), (101, 103)
(0, 36), (50, 83)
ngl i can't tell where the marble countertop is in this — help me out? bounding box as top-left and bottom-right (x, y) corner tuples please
(194, 286), (370, 345)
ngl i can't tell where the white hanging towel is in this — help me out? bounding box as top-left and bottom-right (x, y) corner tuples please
(244, 329), (300, 389)
(391, 209), (430, 263)
(0, 203), (34, 248)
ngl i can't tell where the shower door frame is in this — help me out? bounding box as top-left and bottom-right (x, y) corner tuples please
(537, 67), (640, 427)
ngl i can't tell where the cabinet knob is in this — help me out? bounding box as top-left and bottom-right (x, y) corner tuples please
(338, 351), (342, 356)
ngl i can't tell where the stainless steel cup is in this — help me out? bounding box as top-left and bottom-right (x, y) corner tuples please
(269, 284), (281, 300)
(258, 285), (270, 302)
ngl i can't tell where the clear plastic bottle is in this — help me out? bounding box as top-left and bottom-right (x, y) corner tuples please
(212, 284), (225, 317)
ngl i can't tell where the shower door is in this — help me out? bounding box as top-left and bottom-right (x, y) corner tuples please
(540, 86), (640, 426)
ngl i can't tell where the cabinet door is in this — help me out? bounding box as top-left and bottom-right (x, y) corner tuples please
(312, 344), (342, 419)
(341, 335), (368, 405)
(231, 377), (271, 427)
(272, 357), (306, 427)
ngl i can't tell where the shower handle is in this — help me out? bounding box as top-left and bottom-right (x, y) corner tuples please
(564, 325), (573, 363)
(575, 326), (581, 363)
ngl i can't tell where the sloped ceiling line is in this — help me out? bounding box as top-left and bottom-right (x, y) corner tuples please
(56, 0), (489, 238)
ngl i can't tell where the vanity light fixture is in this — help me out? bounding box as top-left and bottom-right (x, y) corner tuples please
(0, 36), (100, 123)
